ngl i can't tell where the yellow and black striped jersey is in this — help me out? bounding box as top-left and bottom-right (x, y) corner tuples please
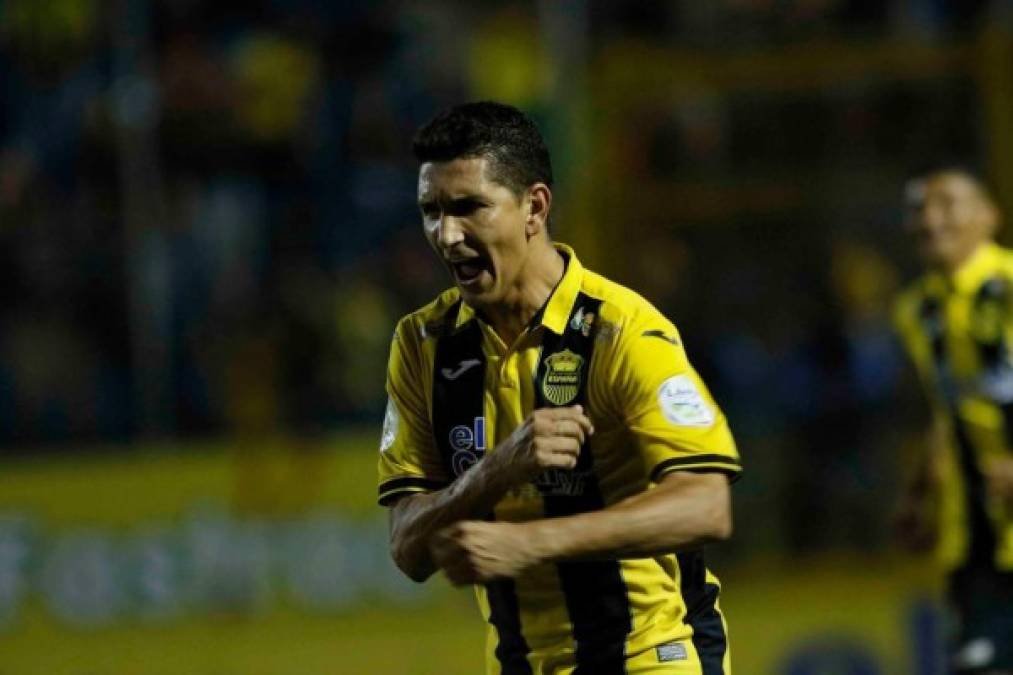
(894, 242), (1013, 572)
(378, 243), (740, 674)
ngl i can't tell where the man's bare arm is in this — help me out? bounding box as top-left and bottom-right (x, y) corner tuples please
(894, 415), (945, 551)
(430, 470), (732, 585)
(388, 406), (593, 582)
(528, 470), (731, 559)
(389, 458), (515, 582)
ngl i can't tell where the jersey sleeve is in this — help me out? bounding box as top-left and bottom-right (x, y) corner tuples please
(377, 319), (450, 506)
(891, 290), (921, 363)
(892, 286), (945, 413)
(609, 312), (741, 483)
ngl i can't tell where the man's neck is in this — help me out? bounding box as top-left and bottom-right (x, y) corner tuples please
(482, 243), (565, 346)
(937, 240), (989, 278)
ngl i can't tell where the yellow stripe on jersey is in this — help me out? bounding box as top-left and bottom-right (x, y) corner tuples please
(894, 242), (1013, 572)
(378, 243), (740, 674)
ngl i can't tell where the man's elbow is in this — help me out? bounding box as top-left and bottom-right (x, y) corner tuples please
(708, 506), (733, 542)
(396, 561), (434, 584)
(657, 471), (734, 545)
(388, 497), (436, 583)
(702, 492), (733, 542)
(390, 539), (435, 583)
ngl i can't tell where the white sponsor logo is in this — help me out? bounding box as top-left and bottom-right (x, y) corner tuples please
(452, 451), (479, 476)
(449, 417), (486, 476)
(448, 426), (472, 452)
(441, 359), (481, 380)
(448, 417), (486, 453)
(656, 641), (688, 662)
(379, 398), (399, 453)
(658, 375), (714, 427)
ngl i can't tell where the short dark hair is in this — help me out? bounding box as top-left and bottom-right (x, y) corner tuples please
(412, 101), (553, 197)
(906, 162), (996, 203)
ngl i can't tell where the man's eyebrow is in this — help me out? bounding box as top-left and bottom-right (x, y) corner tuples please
(423, 195), (485, 207)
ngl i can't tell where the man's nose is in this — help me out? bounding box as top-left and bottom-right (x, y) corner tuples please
(435, 216), (465, 249)
(920, 206), (946, 230)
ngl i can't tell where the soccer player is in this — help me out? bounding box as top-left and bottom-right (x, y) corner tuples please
(894, 168), (1013, 674)
(377, 101), (741, 674)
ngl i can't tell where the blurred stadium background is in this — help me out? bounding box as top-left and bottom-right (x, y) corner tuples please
(2, 0), (1011, 672)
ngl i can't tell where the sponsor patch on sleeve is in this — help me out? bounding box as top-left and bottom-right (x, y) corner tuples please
(379, 398), (399, 453)
(657, 375), (715, 427)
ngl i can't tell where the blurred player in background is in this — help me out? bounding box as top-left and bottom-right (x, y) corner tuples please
(376, 101), (741, 674)
(894, 169), (1013, 674)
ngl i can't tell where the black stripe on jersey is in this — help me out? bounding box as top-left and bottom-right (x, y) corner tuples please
(952, 422), (997, 566)
(431, 299), (533, 673)
(973, 278), (1013, 456)
(377, 477), (450, 505)
(921, 295), (996, 568)
(676, 552), (727, 675)
(650, 455), (742, 484)
(431, 300), (485, 479)
(535, 293), (633, 673)
(486, 579), (534, 674)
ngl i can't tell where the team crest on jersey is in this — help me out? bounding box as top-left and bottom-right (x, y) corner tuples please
(542, 350), (584, 405)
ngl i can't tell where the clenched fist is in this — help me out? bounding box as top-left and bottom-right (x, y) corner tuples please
(430, 520), (540, 585)
(484, 405), (594, 487)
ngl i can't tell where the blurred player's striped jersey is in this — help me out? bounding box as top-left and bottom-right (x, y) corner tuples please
(378, 244), (740, 674)
(894, 242), (1013, 572)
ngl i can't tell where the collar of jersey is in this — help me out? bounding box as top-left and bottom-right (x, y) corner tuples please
(454, 242), (583, 335)
(930, 241), (1002, 294)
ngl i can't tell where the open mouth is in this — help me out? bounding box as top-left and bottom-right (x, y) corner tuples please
(449, 257), (490, 287)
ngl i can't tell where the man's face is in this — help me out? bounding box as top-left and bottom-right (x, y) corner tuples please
(905, 172), (996, 271)
(417, 157), (532, 307)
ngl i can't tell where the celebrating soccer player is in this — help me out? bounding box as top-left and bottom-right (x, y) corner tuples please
(894, 168), (1013, 674)
(377, 101), (741, 674)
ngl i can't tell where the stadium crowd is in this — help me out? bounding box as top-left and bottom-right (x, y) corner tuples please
(0, 0), (1004, 556)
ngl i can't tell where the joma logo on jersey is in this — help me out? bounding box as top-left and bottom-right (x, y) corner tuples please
(449, 417), (486, 476)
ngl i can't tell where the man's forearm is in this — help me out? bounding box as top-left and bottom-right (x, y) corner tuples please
(389, 406), (593, 582)
(389, 458), (516, 582)
(520, 472), (731, 562)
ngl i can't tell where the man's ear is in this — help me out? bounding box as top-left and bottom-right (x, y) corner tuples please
(525, 183), (552, 237)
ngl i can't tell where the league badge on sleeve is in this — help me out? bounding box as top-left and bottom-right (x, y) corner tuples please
(658, 375), (714, 427)
(379, 397), (399, 453)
